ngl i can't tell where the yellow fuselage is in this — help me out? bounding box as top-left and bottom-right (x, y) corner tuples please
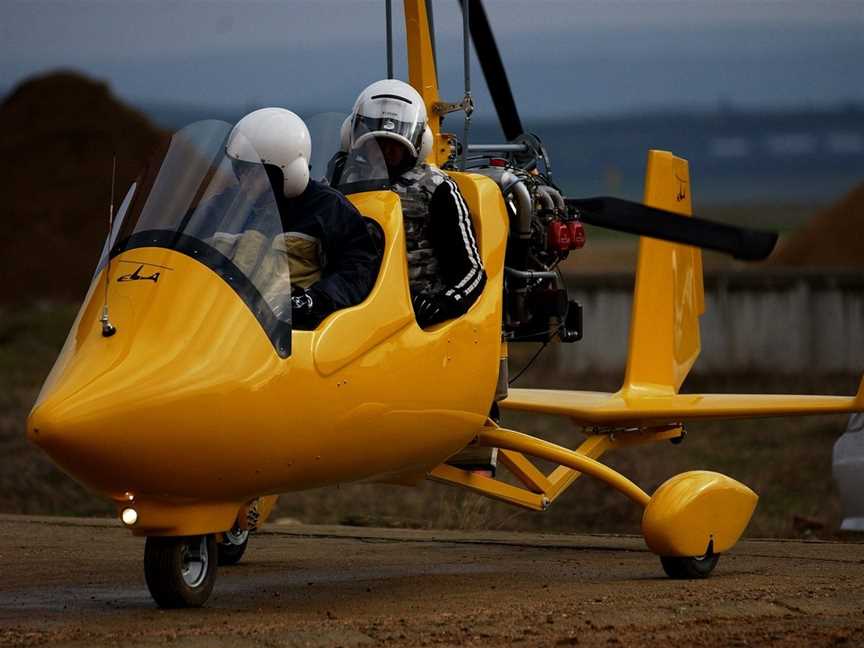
(28, 176), (508, 536)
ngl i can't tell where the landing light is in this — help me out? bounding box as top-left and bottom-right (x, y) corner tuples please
(121, 508), (138, 526)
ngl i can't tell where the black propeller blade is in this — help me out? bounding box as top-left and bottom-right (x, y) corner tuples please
(566, 197), (778, 261)
(458, 0), (524, 141)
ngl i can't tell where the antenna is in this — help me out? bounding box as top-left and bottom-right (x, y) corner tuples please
(100, 156), (117, 337)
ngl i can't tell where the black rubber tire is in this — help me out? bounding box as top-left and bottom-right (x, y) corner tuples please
(144, 535), (217, 608)
(217, 533), (249, 566)
(660, 553), (720, 579)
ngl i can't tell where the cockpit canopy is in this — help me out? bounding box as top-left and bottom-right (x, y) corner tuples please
(97, 120), (292, 357)
(95, 117), (392, 358)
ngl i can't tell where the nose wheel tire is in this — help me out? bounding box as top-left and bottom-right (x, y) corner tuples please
(144, 535), (217, 608)
(217, 526), (249, 566)
(660, 553), (720, 579)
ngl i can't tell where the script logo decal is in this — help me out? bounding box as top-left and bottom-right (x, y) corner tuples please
(675, 172), (687, 202)
(118, 265), (160, 283)
(116, 260), (173, 284)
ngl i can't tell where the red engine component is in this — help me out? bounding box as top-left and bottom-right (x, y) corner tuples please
(548, 220), (586, 252)
(548, 221), (572, 252)
(567, 220), (586, 249)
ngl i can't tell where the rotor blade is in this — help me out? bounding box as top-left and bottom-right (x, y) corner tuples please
(566, 197), (778, 261)
(458, 0), (524, 141)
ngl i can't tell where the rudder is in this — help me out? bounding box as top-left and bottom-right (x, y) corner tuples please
(622, 150), (704, 396)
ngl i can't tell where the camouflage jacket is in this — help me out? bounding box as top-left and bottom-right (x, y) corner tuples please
(392, 164), (486, 310)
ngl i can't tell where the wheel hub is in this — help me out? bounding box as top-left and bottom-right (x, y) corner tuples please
(224, 525), (249, 546)
(180, 536), (209, 588)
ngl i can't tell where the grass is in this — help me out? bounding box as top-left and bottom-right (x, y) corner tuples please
(0, 301), (854, 538)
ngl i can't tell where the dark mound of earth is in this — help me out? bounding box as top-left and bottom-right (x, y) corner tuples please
(0, 70), (167, 304)
(770, 181), (864, 268)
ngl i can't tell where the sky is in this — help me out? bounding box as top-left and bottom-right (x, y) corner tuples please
(2, 1), (864, 120)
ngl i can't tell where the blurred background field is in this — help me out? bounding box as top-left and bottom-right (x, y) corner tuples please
(1, 0), (863, 539)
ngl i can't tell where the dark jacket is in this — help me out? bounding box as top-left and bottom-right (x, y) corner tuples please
(277, 180), (381, 327)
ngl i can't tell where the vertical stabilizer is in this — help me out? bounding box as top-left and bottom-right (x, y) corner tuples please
(622, 151), (705, 396)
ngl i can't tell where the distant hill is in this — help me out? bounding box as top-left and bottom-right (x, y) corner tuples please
(770, 181), (864, 268)
(0, 71), (167, 304)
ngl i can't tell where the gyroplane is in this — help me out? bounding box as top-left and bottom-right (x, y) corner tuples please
(27, 0), (864, 607)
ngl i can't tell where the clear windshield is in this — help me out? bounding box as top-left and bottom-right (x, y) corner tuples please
(98, 120), (292, 357)
(305, 112), (390, 194)
(306, 112), (349, 182)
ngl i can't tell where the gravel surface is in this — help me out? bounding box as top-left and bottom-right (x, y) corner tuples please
(0, 515), (862, 647)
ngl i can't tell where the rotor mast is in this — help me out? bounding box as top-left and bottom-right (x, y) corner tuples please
(404, 0), (448, 166)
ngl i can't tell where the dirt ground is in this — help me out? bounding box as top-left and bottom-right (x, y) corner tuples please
(0, 516), (862, 647)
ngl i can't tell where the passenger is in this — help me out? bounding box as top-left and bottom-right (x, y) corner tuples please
(225, 108), (380, 329)
(345, 80), (486, 328)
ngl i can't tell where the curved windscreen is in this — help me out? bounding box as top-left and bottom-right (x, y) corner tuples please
(336, 133), (390, 194)
(306, 112), (349, 183)
(304, 113), (390, 195)
(99, 120), (292, 357)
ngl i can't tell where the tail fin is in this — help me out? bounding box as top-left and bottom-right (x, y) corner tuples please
(622, 150), (704, 396)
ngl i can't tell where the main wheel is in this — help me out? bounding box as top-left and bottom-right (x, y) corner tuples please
(217, 526), (249, 566)
(144, 535), (217, 608)
(660, 553), (720, 579)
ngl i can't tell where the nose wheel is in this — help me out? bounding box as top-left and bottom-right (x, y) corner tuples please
(144, 535), (217, 607)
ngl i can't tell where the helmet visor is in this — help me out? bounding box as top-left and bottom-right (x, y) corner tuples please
(351, 114), (425, 157)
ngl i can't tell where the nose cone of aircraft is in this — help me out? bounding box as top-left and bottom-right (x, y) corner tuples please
(27, 396), (115, 492)
(27, 363), (161, 497)
(28, 334), (287, 499)
(26, 249), (289, 500)
(28, 307), (289, 498)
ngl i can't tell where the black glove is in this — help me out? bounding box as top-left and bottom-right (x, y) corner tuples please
(413, 293), (461, 329)
(291, 287), (330, 330)
(291, 287), (313, 313)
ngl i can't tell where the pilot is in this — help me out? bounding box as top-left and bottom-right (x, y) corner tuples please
(345, 81), (494, 475)
(345, 79), (486, 329)
(225, 108), (380, 329)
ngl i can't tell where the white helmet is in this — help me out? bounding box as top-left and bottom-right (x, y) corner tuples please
(226, 107), (311, 198)
(349, 79), (432, 162)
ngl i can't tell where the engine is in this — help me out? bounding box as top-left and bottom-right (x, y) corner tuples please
(450, 134), (584, 343)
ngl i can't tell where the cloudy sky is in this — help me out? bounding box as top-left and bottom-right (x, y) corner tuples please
(3, 1), (863, 119)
